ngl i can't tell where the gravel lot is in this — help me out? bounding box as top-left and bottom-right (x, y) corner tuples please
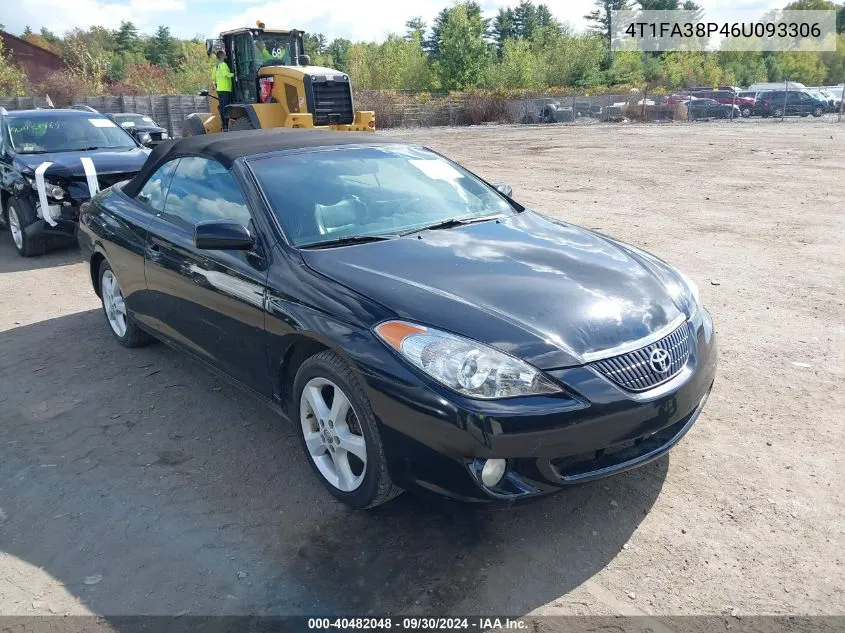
(0, 121), (842, 619)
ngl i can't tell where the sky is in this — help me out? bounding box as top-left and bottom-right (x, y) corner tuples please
(0, 0), (791, 42)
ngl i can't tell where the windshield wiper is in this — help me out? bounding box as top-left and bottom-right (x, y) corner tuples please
(400, 214), (503, 236)
(299, 234), (397, 249)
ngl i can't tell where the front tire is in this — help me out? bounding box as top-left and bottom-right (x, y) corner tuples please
(773, 107), (784, 118)
(293, 350), (402, 509)
(4, 197), (44, 257)
(812, 107), (824, 117)
(99, 260), (153, 348)
(741, 107), (751, 118)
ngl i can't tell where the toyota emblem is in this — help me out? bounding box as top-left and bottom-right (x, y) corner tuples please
(649, 348), (671, 373)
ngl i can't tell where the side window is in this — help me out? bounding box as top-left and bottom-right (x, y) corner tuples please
(137, 160), (178, 211)
(161, 157), (252, 230)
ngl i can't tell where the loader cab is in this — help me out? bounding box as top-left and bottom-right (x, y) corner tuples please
(206, 28), (306, 104)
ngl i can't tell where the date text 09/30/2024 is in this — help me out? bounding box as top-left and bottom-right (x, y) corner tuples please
(308, 617), (528, 630)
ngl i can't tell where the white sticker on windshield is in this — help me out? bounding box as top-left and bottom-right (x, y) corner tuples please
(89, 118), (117, 128)
(409, 159), (463, 181)
(121, 121), (136, 128)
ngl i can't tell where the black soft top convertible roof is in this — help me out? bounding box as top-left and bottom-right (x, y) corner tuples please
(122, 129), (403, 198)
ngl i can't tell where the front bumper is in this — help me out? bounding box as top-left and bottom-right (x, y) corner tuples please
(360, 309), (717, 502)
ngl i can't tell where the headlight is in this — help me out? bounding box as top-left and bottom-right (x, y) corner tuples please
(374, 321), (561, 399)
(161, 132), (169, 140)
(44, 180), (65, 200)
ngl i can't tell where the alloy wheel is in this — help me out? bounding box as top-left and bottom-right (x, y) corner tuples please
(8, 206), (23, 250)
(101, 270), (128, 338)
(299, 377), (367, 492)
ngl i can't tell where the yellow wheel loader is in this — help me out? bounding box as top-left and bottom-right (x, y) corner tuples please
(183, 23), (375, 136)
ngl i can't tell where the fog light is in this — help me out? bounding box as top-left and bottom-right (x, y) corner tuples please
(480, 458), (507, 488)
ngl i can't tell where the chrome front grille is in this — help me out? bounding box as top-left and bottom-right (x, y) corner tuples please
(590, 323), (692, 392)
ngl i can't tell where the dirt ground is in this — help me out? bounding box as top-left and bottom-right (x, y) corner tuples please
(0, 121), (842, 620)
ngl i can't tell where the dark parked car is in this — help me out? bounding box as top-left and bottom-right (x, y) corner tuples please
(107, 113), (170, 146)
(78, 130), (717, 509)
(685, 98), (741, 120)
(0, 107), (150, 256)
(755, 91), (827, 118)
(688, 90), (755, 118)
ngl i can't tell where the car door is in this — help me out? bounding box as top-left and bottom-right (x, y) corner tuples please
(105, 159), (178, 325)
(143, 156), (273, 396)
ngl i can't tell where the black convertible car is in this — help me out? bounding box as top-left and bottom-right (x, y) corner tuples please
(78, 130), (717, 509)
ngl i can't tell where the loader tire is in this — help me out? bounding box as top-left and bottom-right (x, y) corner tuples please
(183, 113), (210, 138)
(229, 117), (255, 131)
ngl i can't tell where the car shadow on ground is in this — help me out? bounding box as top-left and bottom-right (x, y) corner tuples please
(0, 310), (669, 616)
(0, 235), (81, 273)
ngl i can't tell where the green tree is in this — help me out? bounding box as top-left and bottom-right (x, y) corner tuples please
(681, 1), (704, 21)
(717, 50), (768, 86)
(327, 38), (352, 73)
(61, 28), (113, 94)
(304, 33), (328, 57)
(484, 38), (540, 88)
(533, 28), (606, 87)
(607, 49), (645, 84)
(0, 37), (28, 96)
(585, 0), (632, 42)
(114, 21), (142, 56)
(405, 17), (426, 42)
(436, 2), (490, 90)
(39, 28), (61, 48)
(638, 0), (679, 9)
(426, 1), (486, 60)
(491, 8), (516, 57)
(173, 40), (210, 94)
(783, 0), (837, 9)
(146, 26), (178, 67)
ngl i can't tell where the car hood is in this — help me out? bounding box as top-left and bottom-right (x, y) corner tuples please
(14, 147), (150, 177)
(301, 211), (689, 369)
(125, 125), (166, 133)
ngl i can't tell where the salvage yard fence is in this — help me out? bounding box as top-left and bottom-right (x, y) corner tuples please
(2, 91), (842, 138)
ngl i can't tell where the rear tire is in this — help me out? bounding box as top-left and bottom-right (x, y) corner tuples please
(5, 197), (45, 257)
(293, 350), (402, 509)
(228, 116), (255, 131)
(98, 260), (154, 348)
(773, 107), (784, 118)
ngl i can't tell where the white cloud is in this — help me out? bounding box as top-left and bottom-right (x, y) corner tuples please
(212, 0), (598, 42)
(3, 0), (798, 43)
(4, 0), (186, 35)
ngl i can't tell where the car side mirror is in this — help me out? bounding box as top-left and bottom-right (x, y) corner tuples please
(198, 89), (209, 97)
(493, 183), (513, 197)
(137, 132), (152, 146)
(194, 221), (254, 250)
(299, 54), (311, 66)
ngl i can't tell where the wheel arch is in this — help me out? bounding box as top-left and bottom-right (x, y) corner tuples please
(275, 330), (376, 419)
(89, 248), (107, 297)
(226, 104), (262, 129)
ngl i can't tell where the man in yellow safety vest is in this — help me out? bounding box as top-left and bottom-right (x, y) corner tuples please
(211, 50), (234, 131)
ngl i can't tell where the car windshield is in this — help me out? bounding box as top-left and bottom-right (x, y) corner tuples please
(249, 145), (516, 247)
(254, 34), (294, 65)
(112, 114), (157, 128)
(7, 113), (137, 154)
